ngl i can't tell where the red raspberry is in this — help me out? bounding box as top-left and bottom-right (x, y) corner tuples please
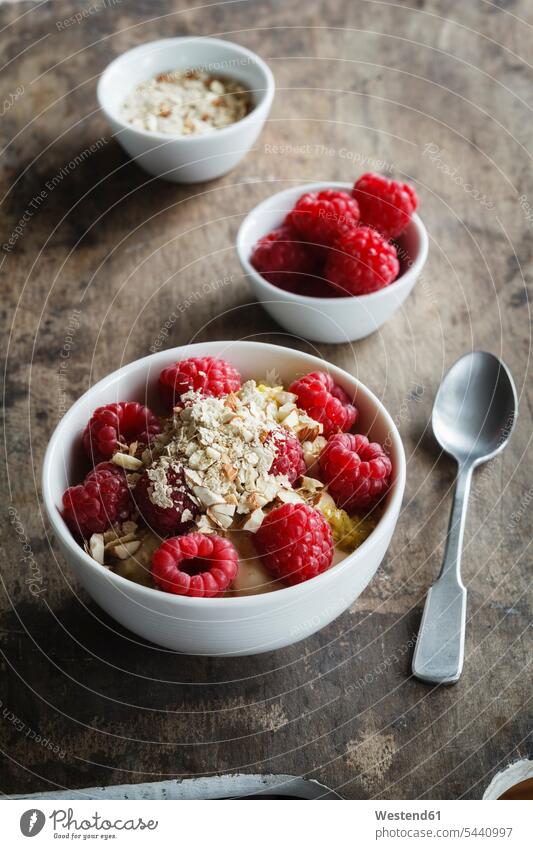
(83, 402), (160, 463)
(250, 225), (318, 290)
(268, 429), (306, 484)
(286, 190), (360, 248)
(255, 503), (333, 586)
(134, 464), (198, 536)
(151, 533), (239, 597)
(289, 371), (358, 438)
(62, 462), (133, 538)
(319, 432), (392, 511)
(159, 356), (241, 410)
(352, 172), (418, 239)
(265, 270), (341, 298)
(325, 226), (399, 295)
(298, 277), (343, 298)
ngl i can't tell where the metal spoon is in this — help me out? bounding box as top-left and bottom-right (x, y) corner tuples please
(412, 351), (517, 684)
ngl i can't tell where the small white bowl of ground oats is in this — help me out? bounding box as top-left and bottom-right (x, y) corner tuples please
(97, 37), (275, 183)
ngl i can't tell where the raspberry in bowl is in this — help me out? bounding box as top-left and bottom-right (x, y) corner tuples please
(43, 342), (405, 655)
(237, 180), (428, 344)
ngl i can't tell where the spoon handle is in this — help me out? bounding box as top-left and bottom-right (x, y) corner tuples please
(412, 464), (472, 684)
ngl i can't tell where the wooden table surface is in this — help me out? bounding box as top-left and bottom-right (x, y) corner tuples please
(1, 0), (531, 799)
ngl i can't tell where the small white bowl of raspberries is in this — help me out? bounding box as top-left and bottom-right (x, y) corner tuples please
(237, 174), (428, 344)
(42, 341), (405, 656)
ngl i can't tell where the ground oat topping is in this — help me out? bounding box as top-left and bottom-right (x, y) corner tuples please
(121, 68), (251, 136)
(142, 380), (320, 533)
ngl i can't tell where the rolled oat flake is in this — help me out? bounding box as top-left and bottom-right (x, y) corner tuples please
(121, 68), (251, 136)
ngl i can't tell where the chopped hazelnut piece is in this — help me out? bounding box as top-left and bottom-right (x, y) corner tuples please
(89, 533), (105, 565)
(112, 452), (143, 471)
(113, 540), (142, 559)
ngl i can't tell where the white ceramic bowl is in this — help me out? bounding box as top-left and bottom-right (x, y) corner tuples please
(483, 759), (533, 800)
(97, 37), (275, 183)
(236, 182), (428, 344)
(42, 342), (406, 656)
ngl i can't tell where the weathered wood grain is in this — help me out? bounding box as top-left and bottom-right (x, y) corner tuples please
(0, 0), (531, 799)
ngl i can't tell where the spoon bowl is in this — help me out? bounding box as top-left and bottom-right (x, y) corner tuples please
(432, 351), (517, 465)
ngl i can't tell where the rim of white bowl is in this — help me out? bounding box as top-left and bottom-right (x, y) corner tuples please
(42, 341), (406, 607)
(97, 36), (275, 144)
(482, 759), (533, 799)
(236, 181), (428, 304)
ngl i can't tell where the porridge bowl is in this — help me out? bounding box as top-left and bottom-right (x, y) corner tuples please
(97, 37), (275, 183)
(42, 341), (405, 656)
